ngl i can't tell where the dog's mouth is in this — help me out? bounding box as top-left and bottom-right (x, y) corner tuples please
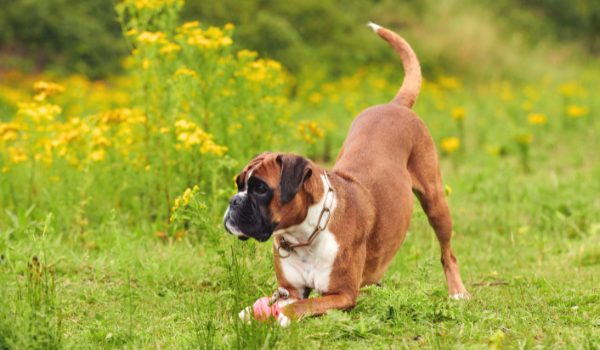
(223, 208), (250, 240)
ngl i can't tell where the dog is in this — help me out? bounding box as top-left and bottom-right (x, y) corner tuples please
(224, 22), (470, 326)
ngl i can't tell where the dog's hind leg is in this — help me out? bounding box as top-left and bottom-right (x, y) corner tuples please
(408, 133), (470, 299)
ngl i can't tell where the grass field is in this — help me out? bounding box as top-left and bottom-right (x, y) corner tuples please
(1, 1), (600, 349)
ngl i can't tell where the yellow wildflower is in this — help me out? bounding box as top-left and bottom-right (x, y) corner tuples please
(219, 37), (233, 46)
(33, 81), (65, 101)
(127, 28), (138, 36)
(1, 167), (9, 173)
(173, 68), (197, 80)
(527, 113), (547, 125)
(181, 21), (200, 29)
(444, 185), (452, 196)
(558, 82), (577, 97)
(9, 148), (28, 164)
(159, 42), (181, 54)
(142, 59), (151, 70)
(451, 107), (466, 120)
(566, 105), (589, 118)
(90, 149), (106, 162)
(224, 23), (235, 30)
(308, 92), (323, 105)
(137, 31), (165, 44)
(441, 137), (460, 152)
(237, 50), (258, 60)
(2, 131), (18, 141)
(438, 75), (461, 90)
(160, 127), (169, 133)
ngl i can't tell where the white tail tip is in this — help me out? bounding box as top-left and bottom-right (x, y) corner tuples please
(367, 22), (382, 33)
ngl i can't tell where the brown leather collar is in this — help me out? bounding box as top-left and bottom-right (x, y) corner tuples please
(277, 172), (334, 259)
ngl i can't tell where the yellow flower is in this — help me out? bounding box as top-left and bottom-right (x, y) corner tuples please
(558, 82), (577, 97)
(444, 185), (452, 196)
(522, 101), (533, 111)
(159, 42), (181, 54)
(2, 166), (9, 173)
(566, 105), (589, 118)
(237, 50), (258, 60)
(33, 81), (65, 98)
(441, 137), (460, 152)
(160, 127), (170, 133)
(193, 185), (199, 191)
(308, 92), (323, 105)
(2, 131), (18, 141)
(126, 28), (138, 36)
(145, 165), (151, 171)
(90, 149), (106, 161)
(451, 107), (466, 120)
(182, 188), (192, 205)
(224, 23), (235, 30)
(137, 31), (165, 44)
(9, 148), (28, 164)
(219, 37), (233, 46)
(527, 113), (547, 125)
(173, 68), (197, 80)
(142, 59), (151, 70)
(438, 75), (461, 89)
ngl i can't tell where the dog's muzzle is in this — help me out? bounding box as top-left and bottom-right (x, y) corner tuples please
(223, 205), (248, 240)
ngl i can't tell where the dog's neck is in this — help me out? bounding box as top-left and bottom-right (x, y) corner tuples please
(272, 172), (336, 251)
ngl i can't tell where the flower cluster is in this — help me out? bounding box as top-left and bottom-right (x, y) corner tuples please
(173, 185), (200, 212)
(296, 121), (325, 144)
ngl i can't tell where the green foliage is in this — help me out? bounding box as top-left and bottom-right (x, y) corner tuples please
(2, 0), (600, 80)
(0, 215), (62, 350)
(0, 0), (126, 79)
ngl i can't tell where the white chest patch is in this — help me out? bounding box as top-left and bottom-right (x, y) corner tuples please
(273, 175), (339, 297)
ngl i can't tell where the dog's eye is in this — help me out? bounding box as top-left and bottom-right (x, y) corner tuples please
(255, 185), (268, 195)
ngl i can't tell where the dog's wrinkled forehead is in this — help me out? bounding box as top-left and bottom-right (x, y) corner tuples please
(236, 152), (279, 191)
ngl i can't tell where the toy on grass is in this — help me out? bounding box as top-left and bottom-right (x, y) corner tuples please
(239, 287), (291, 326)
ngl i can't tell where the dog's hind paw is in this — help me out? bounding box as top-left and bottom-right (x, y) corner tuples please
(449, 293), (470, 300)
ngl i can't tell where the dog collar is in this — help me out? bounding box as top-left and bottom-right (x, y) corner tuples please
(277, 172), (334, 259)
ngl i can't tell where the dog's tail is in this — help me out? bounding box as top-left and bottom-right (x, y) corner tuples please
(368, 22), (421, 109)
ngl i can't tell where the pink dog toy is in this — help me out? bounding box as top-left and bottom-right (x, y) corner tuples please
(252, 297), (281, 321)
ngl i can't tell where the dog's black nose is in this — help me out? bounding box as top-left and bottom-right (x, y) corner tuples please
(229, 195), (243, 207)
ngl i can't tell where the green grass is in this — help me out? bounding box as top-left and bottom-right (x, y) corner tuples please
(1, 3), (600, 346)
(1, 142), (599, 349)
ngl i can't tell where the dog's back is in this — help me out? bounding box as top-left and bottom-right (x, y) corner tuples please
(332, 23), (446, 285)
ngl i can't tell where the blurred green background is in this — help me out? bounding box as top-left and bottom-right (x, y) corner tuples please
(1, 0), (599, 81)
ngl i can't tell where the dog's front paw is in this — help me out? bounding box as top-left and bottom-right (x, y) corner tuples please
(277, 312), (290, 327)
(238, 306), (252, 324)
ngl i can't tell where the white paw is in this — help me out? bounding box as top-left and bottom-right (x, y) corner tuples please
(449, 293), (469, 300)
(238, 306), (252, 324)
(277, 313), (290, 327)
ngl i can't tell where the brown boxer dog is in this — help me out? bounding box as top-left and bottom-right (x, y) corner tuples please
(224, 22), (470, 326)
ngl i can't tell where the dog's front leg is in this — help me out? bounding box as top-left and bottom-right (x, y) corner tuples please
(281, 293), (357, 319)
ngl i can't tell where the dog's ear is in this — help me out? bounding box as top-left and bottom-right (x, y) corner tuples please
(277, 154), (312, 204)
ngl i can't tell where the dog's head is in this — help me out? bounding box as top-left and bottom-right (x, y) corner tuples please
(223, 152), (321, 242)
